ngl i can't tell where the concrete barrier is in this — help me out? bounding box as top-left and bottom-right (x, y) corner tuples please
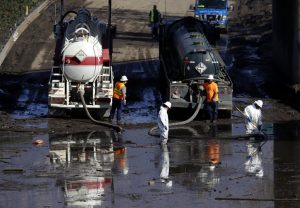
(0, 0), (54, 67)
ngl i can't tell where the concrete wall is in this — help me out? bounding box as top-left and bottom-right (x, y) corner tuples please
(273, 0), (300, 88)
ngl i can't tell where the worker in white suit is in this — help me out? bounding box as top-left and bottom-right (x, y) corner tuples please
(157, 101), (171, 145)
(243, 100), (264, 177)
(243, 100), (263, 134)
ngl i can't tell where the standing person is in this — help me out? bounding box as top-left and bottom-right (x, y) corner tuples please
(157, 101), (171, 145)
(244, 100), (263, 134)
(149, 5), (161, 39)
(202, 74), (219, 123)
(109, 75), (128, 124)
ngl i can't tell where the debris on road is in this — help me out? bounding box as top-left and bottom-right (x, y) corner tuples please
(3, 169), (25, 174)
(32, 139), (44, 145)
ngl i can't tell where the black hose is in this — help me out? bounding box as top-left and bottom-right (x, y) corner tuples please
(59, 10), (77, 24)
(79, 90), (122, 132)
(148, 96), (204, 137)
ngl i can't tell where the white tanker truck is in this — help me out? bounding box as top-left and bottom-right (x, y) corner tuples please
(48, 7), (114, 119)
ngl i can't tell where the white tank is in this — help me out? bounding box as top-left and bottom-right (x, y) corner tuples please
(62, 35), (103, 82)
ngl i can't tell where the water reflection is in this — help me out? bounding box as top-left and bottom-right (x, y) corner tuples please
(170, 123), (231, 139)
(200, 140), (221, 188)
(160, 144), (172, 187)
(111, 130), (129, 176)
(244, 141), (264, 177)
(170, 137), (221, 190)
(49, 130), (125, 207)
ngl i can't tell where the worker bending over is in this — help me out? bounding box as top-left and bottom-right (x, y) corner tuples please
(158, 101), (171, 145)
(109, 75), (128, 124)
(244, 100), (263, 134)
(202, 74), (219, 123)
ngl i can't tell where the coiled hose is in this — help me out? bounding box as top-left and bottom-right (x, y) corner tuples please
(148, 96), (204, 137)
(79, 90), (122, 132)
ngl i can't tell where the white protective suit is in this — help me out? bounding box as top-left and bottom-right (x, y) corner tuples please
(158, 106), (169, 142)
(244, 104), (262, 134)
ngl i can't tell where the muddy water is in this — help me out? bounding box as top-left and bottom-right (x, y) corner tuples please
(1, 122), (300, 208)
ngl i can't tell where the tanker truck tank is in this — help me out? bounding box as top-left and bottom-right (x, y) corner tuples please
(62, 9), (106, 82)
(62, 28), (102, 82)
(159, 16), (232, 118)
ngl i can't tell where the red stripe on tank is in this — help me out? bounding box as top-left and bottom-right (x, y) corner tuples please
(64, 56), (103, 65)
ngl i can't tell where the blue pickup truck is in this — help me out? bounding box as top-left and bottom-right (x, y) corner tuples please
(193, 0), (229, 32)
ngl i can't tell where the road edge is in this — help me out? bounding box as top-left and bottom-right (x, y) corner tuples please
(0, 0), (55, 67)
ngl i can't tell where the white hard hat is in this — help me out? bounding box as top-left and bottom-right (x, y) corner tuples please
(163, 101), (171, 109)
(208, 74), (214, 80)
(75, 27), (89, 34)
(254, 100), (263, 108)
(120, 75), (128, 82)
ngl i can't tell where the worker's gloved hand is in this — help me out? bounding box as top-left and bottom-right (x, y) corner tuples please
(123, 100), (127, 106)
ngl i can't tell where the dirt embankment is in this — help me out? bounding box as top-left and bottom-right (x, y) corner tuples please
(230, 0), (272, 63)
(0, 0), (86, 74)
(228, 0), (300, 121)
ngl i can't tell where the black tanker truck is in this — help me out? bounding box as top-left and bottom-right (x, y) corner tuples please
(159, 16), (233, 118)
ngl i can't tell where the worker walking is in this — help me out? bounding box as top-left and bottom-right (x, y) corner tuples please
(202, 74), (219, 123)
(149, 5), (161, 39)
(109, 75), (128, 124)
(244, 100), (263, 134)
(157, 101), (171, 145)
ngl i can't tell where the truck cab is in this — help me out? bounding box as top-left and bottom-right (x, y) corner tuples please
(194, 0), (229, 32)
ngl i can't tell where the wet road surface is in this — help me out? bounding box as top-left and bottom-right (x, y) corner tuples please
(1, 123), (300, 207)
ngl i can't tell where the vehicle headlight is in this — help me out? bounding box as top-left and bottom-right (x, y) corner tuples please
(222, 15), (227, 20)
(195, 14), (199, 18)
